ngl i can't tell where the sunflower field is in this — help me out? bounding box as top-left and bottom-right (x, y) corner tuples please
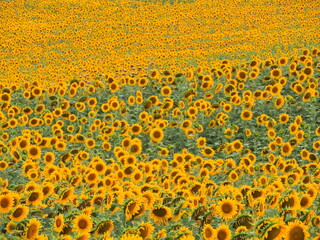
(0, 0), (320, 239)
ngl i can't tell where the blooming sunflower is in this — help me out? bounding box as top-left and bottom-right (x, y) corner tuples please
(285, 221), (309, 240)
(240, 110), (253, 121)
(120, 234), (143, 240)
(26, 190), (43, 206)
(94, 220), (114, 237)
(262, 222), (286, 240)
(202, 224), (215, 240)
(74, 214), (93, 234)
(125, 198), (143, 221)
(150, 206), (172, 225)
(215, 224), (231, 240)
(10, 205), (29, 221)
(137, 222), (154, 239)
(0, 194), (14, 213)
(27, 145), (41, 159)
(150, 128), (164, 142)
(26, 218), (41, 239)
(217, 198), (238, 220)
(54, 214), (65, 233)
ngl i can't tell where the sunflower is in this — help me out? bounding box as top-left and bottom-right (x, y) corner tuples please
(237, 70), (247, 81)
(215, 224), (231, 240)
(125, 198), (143, 221)
(196, 137), (207, 148)
(285, 221), (309, 240)
(240, 110), (252, 121)
(262, 222), (285, 240)
(161, 86), (172, 97)
(278, 57), (288, 66)
(85, 138), (96, 149)
(6, 221), (16, 234)
(231, 140), (243, 153)
(150, 206), (172, 225)
(0, 194), (14, 213)
(131, 124), (142, 135)
(150, 128), (164, 142)
(202, 147), (215, 157)
(120, 234), (143, 240)
(27, 190), (43, 206)
(28, 145), (41, 159)
(202, 224), (215, 240)
(60, 187), (74, 205)
(217, 198), (238, 220)
(137, 222), (154, 239)
(94, 220), (114, 236)
(74, 214), (93, 234)
(281, 142), (293, 157)
(279, 113), (289, 124)
(299, 194), (313, 209)
(26, 218), (41, 239)
(54, 214), (65, 233)
(10, 205), (29, 221)
(270, 69), (282, 79)
(42, 182), (54, 198)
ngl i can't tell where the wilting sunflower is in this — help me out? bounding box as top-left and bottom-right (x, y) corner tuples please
(54, 214), (65, 233)
(285, 221), (309, 240)
(217, 198), (238, 220)
(26, 218), (41, 239)
(215, 224), (231, 240)
(10, 205), (29, 221)
(74, 214), (93, 234)
(150, 206), (172, 225)
(202, 224), (215, 240)
(0, 194), (14, 213)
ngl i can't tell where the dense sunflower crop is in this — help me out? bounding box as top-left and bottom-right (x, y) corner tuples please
(1, 0), (320, 240)
(0, 49), (319, 239)
(0, 0), (320, 88)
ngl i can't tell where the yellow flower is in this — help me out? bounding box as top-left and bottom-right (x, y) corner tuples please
(215, 224), (231, 240)
(54, 214), (65, 233)
(10, 205), (29, 221)
(285, 221), (309, 240)
(217, 198), (238, 220)
(150, 128), (164, 142)
(0, 194), (14, 213)
(26, 218), (41, 239)
(150, 206), (172, 225)
(202, 224), (215, 240)
(74, 214), (93, 234)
